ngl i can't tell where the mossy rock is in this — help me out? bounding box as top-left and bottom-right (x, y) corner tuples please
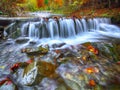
(22, 61), (57, 86)
(22, 46), (49, 56)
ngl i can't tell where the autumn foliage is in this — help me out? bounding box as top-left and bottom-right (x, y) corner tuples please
(37, 0), (44, 8)
(84, 67), (99, 74)
(0, 0), (26, 16)
(87, 45), (98, 55)
(54, 0), (63, 6)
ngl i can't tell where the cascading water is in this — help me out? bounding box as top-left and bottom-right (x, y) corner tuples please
(20, 17), (118, 46)
(0, 17), (120, 90)
(21, 18), (111, 39)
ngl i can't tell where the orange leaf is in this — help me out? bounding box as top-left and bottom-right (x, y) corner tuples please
(89, 79), (96, 87)
(82, 56), (86, 60)
(84, 67), (99, 74)
(84, 67), (94, 74)
(87, 45), (98, 55)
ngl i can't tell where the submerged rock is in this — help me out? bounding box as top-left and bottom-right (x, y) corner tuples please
(37, 78), (58, 90)
(1, 40), (120, 89)
(56, 63), (87, 90)
(29, 41), (37, 45)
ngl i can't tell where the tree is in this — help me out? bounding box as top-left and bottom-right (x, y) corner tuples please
(54, 0), (63, 6)
(0, 0), (26, 16)
(37, 0), (44, 8)
(44, 0), (49, 5)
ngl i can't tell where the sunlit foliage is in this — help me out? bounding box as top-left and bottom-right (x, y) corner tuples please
(0, 0), (120, 16)
(54, 0), (63, 6)
(37, 0), (44, 8)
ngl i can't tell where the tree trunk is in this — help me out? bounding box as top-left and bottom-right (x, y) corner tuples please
(108, 0), (111, 8)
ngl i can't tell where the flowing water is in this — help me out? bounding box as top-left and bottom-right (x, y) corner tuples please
(0, 17), (120, 89)
(21, 18), (111, 39)
(1, 17), (120, 64)
(20, 17), (120, 47)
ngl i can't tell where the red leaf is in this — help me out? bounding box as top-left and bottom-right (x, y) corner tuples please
(117, 61), (120, 65)
(10, 63), (20, 72)
(0, 78), (11, 86)
(0, 80), (6, 86)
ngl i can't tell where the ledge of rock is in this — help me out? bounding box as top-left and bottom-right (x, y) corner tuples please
(15, 37), (29, 44)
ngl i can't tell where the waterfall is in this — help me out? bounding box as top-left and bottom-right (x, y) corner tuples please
(21, 18), (111, 39)
(21, 22), (29, 37)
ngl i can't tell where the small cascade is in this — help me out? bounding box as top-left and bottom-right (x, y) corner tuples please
(47, 19), (59, 39)
(21, 18), (111, 39)
(21, 22), (29, 37)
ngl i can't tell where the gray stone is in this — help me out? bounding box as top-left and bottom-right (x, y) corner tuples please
(15, 37), (29, 44)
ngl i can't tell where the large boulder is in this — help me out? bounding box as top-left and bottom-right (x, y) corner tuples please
(21, 61), (57, 86)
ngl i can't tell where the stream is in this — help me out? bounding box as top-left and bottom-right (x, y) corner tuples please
(0, 17), (120, 90)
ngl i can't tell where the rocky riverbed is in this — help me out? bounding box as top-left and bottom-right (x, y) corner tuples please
(0, 38), (120, 90)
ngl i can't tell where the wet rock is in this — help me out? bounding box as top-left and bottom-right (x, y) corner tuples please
(0, 78), (16, 90)
(37, 77), (71, 90)
(51, 42), (66, 48)
(4, 41), (14, 46)
(56, 60), (120, 90)
(15, 37), (29, 44)
(55, 84), (70, 90)
(29, 41), (37, 45)
(0, 26), (4, 39)
(37, 78), (58, 90)
(93, 42), (119, 62)
(0, 20), (12, 27)
(56, 63), (86, 90)
(21, 61), (57, 86)
(21, 45), (49, 56)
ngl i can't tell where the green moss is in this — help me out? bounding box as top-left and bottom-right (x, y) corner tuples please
(0, 11), (2, 15)
(101, 13), (109, 17)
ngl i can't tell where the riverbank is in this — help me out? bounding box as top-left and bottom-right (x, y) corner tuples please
(69, 7), (120, 26)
